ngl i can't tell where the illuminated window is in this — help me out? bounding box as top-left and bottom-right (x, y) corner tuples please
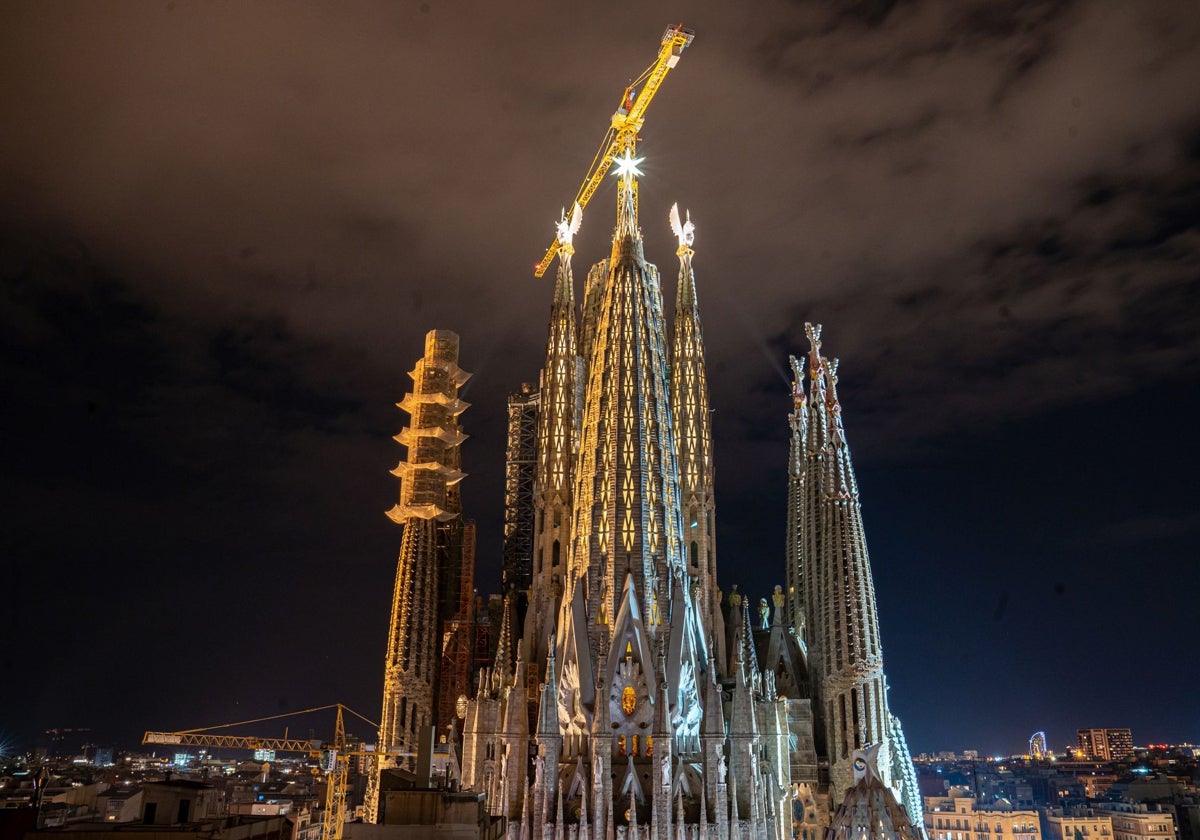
(621, 686), (637, 716)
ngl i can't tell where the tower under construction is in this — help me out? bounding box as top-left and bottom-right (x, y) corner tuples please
(502, 383), (539, 596)
(365, 329), (470, 823)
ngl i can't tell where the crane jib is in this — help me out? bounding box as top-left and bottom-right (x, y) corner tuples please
(533, 25), (694, 277)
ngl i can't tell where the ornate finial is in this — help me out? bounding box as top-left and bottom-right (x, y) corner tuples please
(788, 355), (807, 413)
(614, 149), (643, 240)
(826, 357), (842, 413)
(493, 593), (514, 682)
(804, 324), (825, 382)
(804, 322), (822, 354)
(669, 202), (695, 256)
(556, 202), (583, 258)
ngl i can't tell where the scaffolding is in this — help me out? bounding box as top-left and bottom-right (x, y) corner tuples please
(471, 595), (491, 673)
(502, 384), (539, 593)
(437, 519), (477, 735)
(368, 331), (468, 825)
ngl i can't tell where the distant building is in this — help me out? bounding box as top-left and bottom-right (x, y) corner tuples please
(1091, 803), (1176, 840)
(141, 779), (219, 825)
(1043, 809), (1113, 840)
(924, 790), (1041, 840)
(1077, 730), (1134, 762)
(1173, 798), (1200, 840)
(97, 786), (143, 823)
(1080, 776), (1120, 799)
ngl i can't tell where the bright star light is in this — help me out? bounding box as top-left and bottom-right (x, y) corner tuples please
(613, 150), (644, 179)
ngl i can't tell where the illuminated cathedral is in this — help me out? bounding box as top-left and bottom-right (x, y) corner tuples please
(443, 169), (919, 838)
(367, 29), (924, 840)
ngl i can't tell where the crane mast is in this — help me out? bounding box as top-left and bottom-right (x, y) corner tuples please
(533, 24), (694, 277)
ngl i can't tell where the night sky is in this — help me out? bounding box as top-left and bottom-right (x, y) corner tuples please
(2, 1), (1198, 759)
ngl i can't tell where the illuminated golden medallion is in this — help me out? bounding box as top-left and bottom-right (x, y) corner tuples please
(621, 685), (637, 716)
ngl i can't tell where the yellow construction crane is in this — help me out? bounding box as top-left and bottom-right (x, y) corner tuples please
(143, 703), (383, 840)
(533, 24), (694, 277)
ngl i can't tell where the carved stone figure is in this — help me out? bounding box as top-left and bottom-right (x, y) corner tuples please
(556, 202), (583, 248)
(669, 203), (696, 250)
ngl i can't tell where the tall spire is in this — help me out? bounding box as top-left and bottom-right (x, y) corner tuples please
(785, 355), (808, 644)
(797, 323), (830, 765)
(668, 203), (722, 674)
(493, 593), (515, 690)
(536, 636), (565, 820)
(790, 324), (922, 822)
(814, 345), (889, 794)
(570, 153), (687, 651)
(526, 204), (584, 676)
(368, 330), (470, 823)
(503, 638), (531, 818)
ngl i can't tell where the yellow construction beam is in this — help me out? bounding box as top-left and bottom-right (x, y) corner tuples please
(533, 25), (693, 277)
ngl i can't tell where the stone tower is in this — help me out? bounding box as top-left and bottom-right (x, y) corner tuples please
(462, 152), (796, 839)
(787, 324), (923, 829)
(668, 204), (725, 674)
(523, 203), (583, 679)
(365, 329), (469, 823)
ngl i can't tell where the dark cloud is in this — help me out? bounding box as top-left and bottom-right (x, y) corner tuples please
(1, 0), (1198, 755)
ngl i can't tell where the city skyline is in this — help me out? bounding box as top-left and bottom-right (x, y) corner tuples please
(2, 1), (1198, 759)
